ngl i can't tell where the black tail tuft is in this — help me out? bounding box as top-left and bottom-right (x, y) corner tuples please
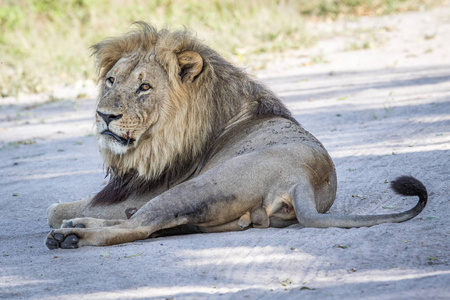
(390, 176), (427, 197)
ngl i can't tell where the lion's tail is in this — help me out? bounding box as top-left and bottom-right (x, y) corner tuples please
(293, 176), (428, 228)
(390, 175), (428, 214)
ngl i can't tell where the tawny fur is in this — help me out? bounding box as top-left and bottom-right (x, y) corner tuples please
(45, 23), (428, 250)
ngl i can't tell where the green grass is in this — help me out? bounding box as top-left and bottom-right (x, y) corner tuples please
(0, 0), (445, 97)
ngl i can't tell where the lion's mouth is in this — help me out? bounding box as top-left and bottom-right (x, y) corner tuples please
(101, 130), (135, 146)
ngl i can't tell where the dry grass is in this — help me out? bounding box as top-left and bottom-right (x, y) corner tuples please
(0, 0), (445, 97)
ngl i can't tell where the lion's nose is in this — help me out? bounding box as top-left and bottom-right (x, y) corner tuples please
(97, 111), (123, 126)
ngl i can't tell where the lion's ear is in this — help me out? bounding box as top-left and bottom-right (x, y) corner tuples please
(177, 51), (203, 83)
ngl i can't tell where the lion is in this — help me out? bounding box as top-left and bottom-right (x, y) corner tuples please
(45, 23), (428, 249)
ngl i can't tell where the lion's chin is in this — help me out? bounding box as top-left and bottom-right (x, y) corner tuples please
(98, 135), (131, 155)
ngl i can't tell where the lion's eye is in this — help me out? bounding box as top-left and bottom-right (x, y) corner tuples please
(106, 77), (115, 87)
(139, 83), (152, 91)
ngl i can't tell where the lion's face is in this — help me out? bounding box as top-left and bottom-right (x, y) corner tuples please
(96, 54), (170, 154)
(92, 25), (213, 179)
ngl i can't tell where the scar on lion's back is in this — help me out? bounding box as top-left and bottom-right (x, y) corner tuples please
(254, 118), (324, 147)
(226, 118), (324, 157)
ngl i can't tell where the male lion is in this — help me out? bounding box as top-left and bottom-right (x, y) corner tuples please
(45, 23), (427, 249)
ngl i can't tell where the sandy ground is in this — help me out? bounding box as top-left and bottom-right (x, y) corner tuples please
(1, 6), (450, 300)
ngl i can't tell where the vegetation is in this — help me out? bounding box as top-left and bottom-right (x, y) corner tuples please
(0, 0), (445, 97)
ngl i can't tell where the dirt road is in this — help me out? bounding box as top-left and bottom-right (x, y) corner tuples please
(1, 6), (449, 300)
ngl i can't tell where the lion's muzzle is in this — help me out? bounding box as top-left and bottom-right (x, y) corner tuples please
(97, 111), (123, 126)
(97, 111), (135, 147)
(101, 129), (135, 146)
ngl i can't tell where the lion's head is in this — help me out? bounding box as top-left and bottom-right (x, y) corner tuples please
(91, 23), (295, 187)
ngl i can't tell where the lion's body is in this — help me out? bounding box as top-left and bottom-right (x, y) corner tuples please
(45, 24), (427, 249)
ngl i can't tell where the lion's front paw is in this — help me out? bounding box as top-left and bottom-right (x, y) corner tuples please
(45, 231), (80, 250)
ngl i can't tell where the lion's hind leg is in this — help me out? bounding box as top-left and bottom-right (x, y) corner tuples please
(237, 207), (271, 229)
(238, 212), (251, 229)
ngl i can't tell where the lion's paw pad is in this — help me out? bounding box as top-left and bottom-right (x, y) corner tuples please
(53, 233), (65, 242)
(45, 238), (59, 250)
(60, 234), (79, 249)
(46, 233), (79, 250)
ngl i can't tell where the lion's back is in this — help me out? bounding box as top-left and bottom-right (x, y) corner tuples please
(200, 117), (329, 173)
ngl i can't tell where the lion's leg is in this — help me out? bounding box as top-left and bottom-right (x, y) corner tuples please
(200, 219), (245, 232)
(47, 194), (150, 229)
(46, 211), (296, 249)
(46, 224), (150, 249)
(61, 217), (126, 229)
(47, 198), (90, 229)
(151, 219), (249, 237)
(237, 212), (251, 229)
(47, 198), (131, 229)
(45, 158), (269, 249)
